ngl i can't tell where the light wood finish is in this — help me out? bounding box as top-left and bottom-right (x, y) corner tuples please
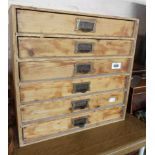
(20, 75), (127, 103)
(19, 59), (130, 81)
(18, 37), (133, 58)
(18, 56), (133, 62)
(17, 33), (136, 40)
(122, 19), (139, 120)
(21, 91), (125, 122)
(17, 9), (134, 37)
(23, 106), (123, 140)
(9, 6), (24, 146)
(13, 114), (146, 154)
(10, 5), (139, 146)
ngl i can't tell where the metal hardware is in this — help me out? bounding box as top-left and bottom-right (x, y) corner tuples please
(76, 19), (96, 32)
(75, 63), (92, 74)
(72, 117), (88, 127)
(73, 82), (90, 93)
(71, 99), (89, 110)
(75, 43), (93, 53)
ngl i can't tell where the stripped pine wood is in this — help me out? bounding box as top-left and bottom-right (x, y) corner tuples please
(10, 5), (139, 146)
(17, 9), (134, 37)
(19, 59), (130, 81)
(21, 91), (125, 122)
(18, 56), (133, 62)
(9, 5), (24, 145)
(17, 33), (136, 40)
(121, 20), (139, 120)
(18, 37), (133, 58)
(23, 106), (123, 140)
(13, 5), (139, 21)
(20, 75), (127, 103)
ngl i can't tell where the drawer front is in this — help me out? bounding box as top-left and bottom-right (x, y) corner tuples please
(18, 37), (133, 58)
(19, 59), (130, 81)
(17, 9), (134, 37)
(21, 91), (125, 122)
(23, 106), (123, 140)
(20, 75), (127, 102)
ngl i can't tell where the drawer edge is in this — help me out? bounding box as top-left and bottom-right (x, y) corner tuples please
(21, 103), (125, 126)
(21, 117), (124, 146)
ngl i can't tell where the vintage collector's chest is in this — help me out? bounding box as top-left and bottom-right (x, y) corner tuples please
(9, 5), (139, 146)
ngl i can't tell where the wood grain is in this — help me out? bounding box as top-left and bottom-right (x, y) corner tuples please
(10, 5), (139, 146)
(20, 75), (127, 103)
(23, 106), (123, 140)
(19, 59), (130, 81)
(9, 5), (24, 145)
(14, 114), (145, 154)
(21, 91), (125, 122)
(122, 19), (139, 120)
(18, 37), (133, 58)
(17, 9), (134, 37)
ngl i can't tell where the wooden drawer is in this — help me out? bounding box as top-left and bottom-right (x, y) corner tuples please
(17, 9), (135, 37)
(21, 91), (125, 122)
(23, 106), (123, 141)
(18, 37), (133, 58)
(19, 59), (130, 81)
(20, 75), (127, 103)
(10, 5), (139, 146)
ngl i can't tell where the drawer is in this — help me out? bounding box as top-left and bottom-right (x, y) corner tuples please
(19, 59), (130, 81)
(18, 37), (133, 58)
(23, 106), (123, 140)
(21, 91), (125, 122)
(17, 9), (135, 37)
(20, 75), (127, 103)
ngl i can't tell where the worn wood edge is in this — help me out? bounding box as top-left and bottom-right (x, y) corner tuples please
(133, 20), (140, 40)
(17, 56), (133, 62)
(19, 72), (131, 83)
(10, 4), (139, 22)
(9, 4), (140, 147)
(122, 19), (139, 120)
(19, 72), (130, 85)
(20, 88), (127, 106)
(21, 103), (125, 126)
(20, 88), (127, 105)
(20, 117), (124, 147)
(102, 138), (145, 155)
(16, 32), (136, 40)
(9, 5), (24, 146)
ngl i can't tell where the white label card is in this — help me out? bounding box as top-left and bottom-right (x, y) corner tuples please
(112, 63), (122, 69)
(108, 97), (116, 103)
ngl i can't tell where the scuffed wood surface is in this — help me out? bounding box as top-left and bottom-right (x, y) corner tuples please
(19, 59), (130, 81)
(17, 10), (135, 37)
(20, 75), (127, 102)
(13, 114), (145, 155)
(21, 91), (125, 122)
(10, 5), (139, 146)
(18, 37), (133, 58)
(23, 107), (123, 140)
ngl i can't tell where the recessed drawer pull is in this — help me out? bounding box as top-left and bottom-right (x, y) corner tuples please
(75, 63), (92, 74)
(72, 117), (88, 128)
(76, 19), (96, 32)
(73, 82), (90, 93)
(71, 99), (89, 110)
(75, 43), (93, 53)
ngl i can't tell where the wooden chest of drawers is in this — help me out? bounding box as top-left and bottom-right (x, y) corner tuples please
(9, 5), (139, 146)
